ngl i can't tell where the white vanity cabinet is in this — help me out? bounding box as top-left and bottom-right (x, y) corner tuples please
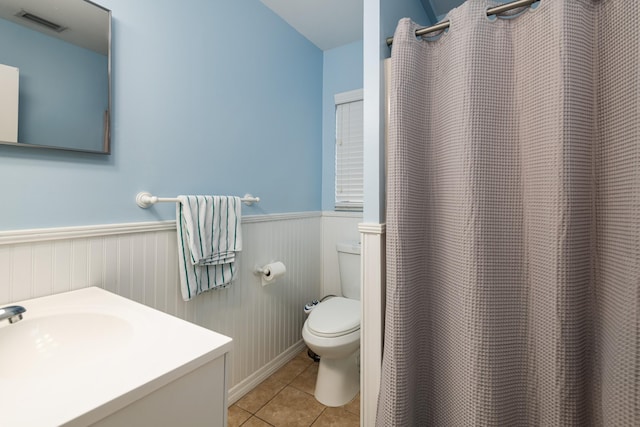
(90, 354), (229, 427)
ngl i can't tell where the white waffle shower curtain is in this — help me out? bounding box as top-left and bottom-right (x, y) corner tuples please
(379, 0), (639, 425)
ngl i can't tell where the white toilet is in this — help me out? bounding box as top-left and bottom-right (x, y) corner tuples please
(302, 241), (361, 407)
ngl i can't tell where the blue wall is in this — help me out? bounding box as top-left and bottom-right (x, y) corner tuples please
(321, 40), (364, 211)
(363, 0), (427, 223)
(381, 0), (430, 48)
(0, 0), (323, 231)
(0, 18), (108, 151)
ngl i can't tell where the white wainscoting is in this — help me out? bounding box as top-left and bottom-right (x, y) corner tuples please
(359, 223), (385, 427)
(0, 213), (322, 403)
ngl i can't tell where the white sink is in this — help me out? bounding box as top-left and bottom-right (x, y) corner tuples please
(0, 312), (133, 379)
(0, 287), (232, 426)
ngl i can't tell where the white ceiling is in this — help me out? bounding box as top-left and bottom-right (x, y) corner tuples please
(259, 0), (473, 51)
(259, 0), (363, 51)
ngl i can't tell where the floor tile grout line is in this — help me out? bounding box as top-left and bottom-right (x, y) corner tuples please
(246, 370), (297, 417)
(241, 414), (274, 427)
(310, 407), (329, 426)
(232, 348), (359, 426)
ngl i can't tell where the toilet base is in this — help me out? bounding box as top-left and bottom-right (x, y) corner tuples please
(314, 350), (359, 407)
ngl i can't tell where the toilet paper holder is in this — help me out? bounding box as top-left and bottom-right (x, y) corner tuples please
(254, 265), (271, 275)
(255, 261), (287, 286)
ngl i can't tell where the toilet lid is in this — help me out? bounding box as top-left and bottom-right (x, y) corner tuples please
(307, 297), (360, 338)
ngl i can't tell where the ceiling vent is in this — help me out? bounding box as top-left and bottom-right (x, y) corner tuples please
(16, 10), (67, 33)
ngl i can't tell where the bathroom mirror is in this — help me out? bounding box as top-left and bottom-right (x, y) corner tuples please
(0, 0), (111, 154)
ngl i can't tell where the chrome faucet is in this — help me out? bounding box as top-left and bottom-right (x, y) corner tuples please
(0, 305), (26, 324)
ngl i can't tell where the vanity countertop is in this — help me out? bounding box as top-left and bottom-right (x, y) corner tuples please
(0, 287), (233, 426)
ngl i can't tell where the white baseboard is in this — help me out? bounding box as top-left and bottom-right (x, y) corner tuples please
(228, 340), (307, 405)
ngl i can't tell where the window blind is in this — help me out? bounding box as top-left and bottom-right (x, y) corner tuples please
(335, 94), (363, 211)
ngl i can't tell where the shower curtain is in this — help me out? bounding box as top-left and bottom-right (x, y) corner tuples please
(379, 0), (639, 425)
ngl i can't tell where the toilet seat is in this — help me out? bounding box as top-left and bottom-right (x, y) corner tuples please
(307, 297), (360, 338)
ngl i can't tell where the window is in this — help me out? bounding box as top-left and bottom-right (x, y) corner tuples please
(335, 89), (363, 211)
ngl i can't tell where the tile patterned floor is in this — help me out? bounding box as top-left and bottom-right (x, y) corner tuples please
(228, 349), (360, 427)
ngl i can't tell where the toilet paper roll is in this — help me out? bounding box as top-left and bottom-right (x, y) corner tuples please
(261, 261), (286, 286)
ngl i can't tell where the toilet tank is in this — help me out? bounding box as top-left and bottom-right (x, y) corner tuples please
(336, 242), (361, 300)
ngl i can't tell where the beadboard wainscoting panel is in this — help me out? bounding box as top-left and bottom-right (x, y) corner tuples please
(0, 214), (322, 395)
(0, 246), (9, 303)
(359, 223), (386, 426)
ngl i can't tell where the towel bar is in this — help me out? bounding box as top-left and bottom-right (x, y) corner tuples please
(136, 192), (260, 208)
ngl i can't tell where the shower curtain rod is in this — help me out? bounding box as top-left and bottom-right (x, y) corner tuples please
(386, 0), (539, 46)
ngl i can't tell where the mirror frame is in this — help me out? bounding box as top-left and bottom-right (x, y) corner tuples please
(0, 0), (111, 155)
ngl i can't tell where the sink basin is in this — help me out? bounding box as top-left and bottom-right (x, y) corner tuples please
(0, 287), (233, 426)
(0, 312), (133, 379)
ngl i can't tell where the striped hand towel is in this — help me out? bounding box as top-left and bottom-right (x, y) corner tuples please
(176, 195), (242, 301)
